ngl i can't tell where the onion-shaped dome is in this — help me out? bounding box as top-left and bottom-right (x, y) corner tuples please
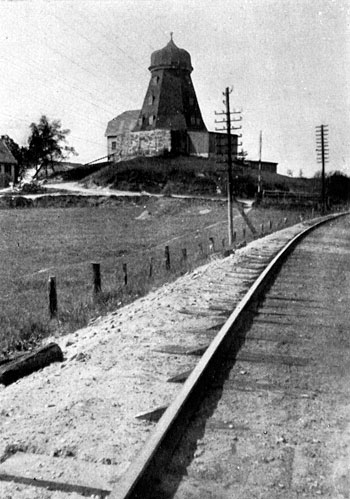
(149, 34), (193, 72)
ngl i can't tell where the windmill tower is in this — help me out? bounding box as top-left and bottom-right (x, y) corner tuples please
(134, 34), (207, 132)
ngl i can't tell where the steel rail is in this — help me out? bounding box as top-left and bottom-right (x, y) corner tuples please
(110, 212), (349, 499)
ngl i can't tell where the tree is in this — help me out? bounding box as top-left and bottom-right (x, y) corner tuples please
(299, 168), (303, 178)
(27, 115), (77, 178)
(286, 169), (294, 177)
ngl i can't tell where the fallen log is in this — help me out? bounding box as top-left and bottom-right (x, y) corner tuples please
(0, 343), (63, 386)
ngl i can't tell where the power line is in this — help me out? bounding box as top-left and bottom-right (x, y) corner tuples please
(0, 54), (117, 125)
(71, 4), (146, 73)
(36, 12), (142, 106)
(48, 9), (144, 83)
(39, 40), (130, 107)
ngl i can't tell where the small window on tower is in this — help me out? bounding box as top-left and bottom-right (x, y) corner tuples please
(153, 75), (160, 84)
(149, 115), (154, 125)
(196, 117), (201, 126)
(111, 141), (116, 150)
(148, 94), (154, 105)
(190, 116), (196, 125)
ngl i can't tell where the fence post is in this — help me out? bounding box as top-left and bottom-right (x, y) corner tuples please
(123, 263), (128, 286)
(198, 243), (204, 255)
(242, 227), (246, 240)
(149, 257), (154, 279)
(209, 237), (215, 253)
(165, 246), (171, 271)
(222, 238), (225, 248)
(284, 217), (288, 225)
(260, 223), (264, 235)
(269, 220), (272, 231)
(233, 231), (236, 244)
(48, 276), (57, 319)
(92, 262), (101, 294)
(181, 248), (187, 264)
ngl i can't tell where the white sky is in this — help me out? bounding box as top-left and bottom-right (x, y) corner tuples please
(0, 0), (349, 176)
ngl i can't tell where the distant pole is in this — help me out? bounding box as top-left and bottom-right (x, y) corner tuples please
(316, 124), (329, 214)
(257, 130), (262, 199)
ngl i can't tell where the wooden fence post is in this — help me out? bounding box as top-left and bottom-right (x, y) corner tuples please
(181, 248), (187, 264)
(48, 276), (57, 319)
(92, 262), (101, 294)
(242, 227), (246, 240)
(222, 238), (225, 248)
(123, 263), (128, 286)
(260, 223), (264, 235)
(269, 220), (272, 231)
(209, 237), (215, 253)
(198, 243), (204, 255)
(233, 231), (236, 243)
(165, 246), (171, 271)
(149, 257), (154, 279)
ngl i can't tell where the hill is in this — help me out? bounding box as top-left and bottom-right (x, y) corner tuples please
(60, 155), (317, 198)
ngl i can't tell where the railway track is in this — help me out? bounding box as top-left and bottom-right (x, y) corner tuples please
(111, 212), (350, 499)
(0, 212), (348, 498)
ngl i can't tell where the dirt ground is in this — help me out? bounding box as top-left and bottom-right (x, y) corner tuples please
(0, 218), (340, 498)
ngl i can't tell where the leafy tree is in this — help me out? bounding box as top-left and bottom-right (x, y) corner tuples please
(327, 171), (350, 203)
(27, 115), (77, 178)
(286, 169), (293, 177)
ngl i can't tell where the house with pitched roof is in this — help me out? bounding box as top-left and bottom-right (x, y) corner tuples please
(0, 138), (17, 186)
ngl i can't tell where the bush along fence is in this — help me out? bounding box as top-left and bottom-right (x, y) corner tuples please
(46, 210), (317, 322)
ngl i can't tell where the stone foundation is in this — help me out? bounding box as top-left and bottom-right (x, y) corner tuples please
(108, 129), (171, 161)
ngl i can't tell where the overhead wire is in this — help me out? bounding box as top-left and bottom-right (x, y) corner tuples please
(48, 8), (145, 83)
(35, 10), (141, 107)
(71, 4), (147, 73)
(1, 5), (163, 160)
(0, 53), (118, 124)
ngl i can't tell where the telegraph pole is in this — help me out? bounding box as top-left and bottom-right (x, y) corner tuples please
(316, 124), (329, 214)
(257, 130), (263, 200)
(225, 87), (234, 245)
(215, 87), (242, 245)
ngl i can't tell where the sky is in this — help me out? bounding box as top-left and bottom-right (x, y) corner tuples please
(0, 0), (349, 177)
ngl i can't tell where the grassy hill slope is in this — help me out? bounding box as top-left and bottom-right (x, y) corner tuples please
(70, 156), (318, 197)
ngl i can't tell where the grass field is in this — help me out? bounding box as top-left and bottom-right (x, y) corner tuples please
(0, 197), (316, 354)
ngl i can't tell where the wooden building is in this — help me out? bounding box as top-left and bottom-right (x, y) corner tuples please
(0, 138), (17, 186)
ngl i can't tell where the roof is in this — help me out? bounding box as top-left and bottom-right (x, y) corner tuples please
(149, 36), (193, 72)
(105, 110), (141, 137)
(246, 160), (278, 166)
(0, 139), (17, 165)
